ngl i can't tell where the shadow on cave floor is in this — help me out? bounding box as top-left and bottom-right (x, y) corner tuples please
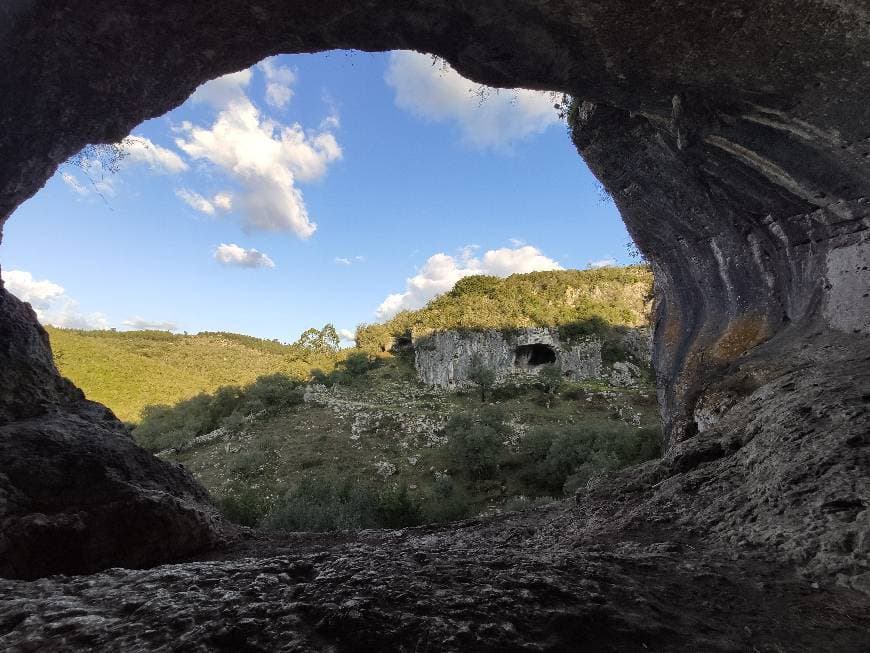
(3, 495), (868, 651)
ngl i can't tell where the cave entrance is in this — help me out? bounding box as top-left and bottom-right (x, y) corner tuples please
(514, 343), (557, 370)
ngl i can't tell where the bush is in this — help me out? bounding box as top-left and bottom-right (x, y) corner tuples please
(517, 421), (662, 495)
(342, 352), (374, 377)
(420, 476), (472, 523)
(217, 487), (274, 527)
(133, 374), (302, 451)
(467, 353), (496, 402)
(263, 476), (423, 532)
(445, 407), (509, 480)
(489, 383), (530, 402)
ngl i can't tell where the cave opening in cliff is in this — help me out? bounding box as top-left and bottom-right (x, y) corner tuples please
(514, 343), (557, 369)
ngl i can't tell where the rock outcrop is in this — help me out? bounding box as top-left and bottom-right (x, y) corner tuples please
(0, 291), (224, 580)
(413, 327), (650, 388)
(0, 0), (867, 644)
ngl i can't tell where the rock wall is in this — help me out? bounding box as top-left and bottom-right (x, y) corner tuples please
(413, 327), (649, 388)
(0, 0), (867, 604)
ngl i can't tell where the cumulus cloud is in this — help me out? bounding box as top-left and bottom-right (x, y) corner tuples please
(214, 243), (276, 269)
(385, 51), (560, 150)
(2, 269), (109, 330)
(588, 257), (617, 269)
(376, 244), (561, 319)
(122, 136), (188, 173)
(175, 188), (233, 215)
(259, 57), (297, 109)
(175, 78), (342, 238)
(122, 317), (179, 332)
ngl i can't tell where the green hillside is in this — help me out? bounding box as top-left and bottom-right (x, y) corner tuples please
(46, 266), (652, 423)
(155, 356), (661, 530)
(46, 327), (339, 422)
(357, 265), (652, 351)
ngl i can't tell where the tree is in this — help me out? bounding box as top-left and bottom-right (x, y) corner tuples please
(295, 324), (341, 355)
(467, 353), (496, 402)
(538, 363), (563, 409)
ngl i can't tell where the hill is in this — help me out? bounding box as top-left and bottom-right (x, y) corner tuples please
(45, 327), (338, 422)
(356, 266), (652, 351)
(45, 266), (652, 423)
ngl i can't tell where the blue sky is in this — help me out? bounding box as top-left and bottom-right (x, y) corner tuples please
(0, 50), (631, 344)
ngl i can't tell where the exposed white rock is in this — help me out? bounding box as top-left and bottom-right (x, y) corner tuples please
(413, 327), (650, 389)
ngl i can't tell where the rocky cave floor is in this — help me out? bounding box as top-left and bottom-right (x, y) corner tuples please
(2, 496), (869, 652)
(2, 332), (868, 651)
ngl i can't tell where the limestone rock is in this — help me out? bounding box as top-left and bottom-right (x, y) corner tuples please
(413, 328), (608, 388)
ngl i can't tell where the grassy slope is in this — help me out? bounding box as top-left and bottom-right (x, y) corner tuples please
(166, 358), (661, 522)
(46, 328), (300, 422)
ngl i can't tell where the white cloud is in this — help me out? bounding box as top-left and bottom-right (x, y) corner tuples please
(122, 136), (188, 173)
(189, 69), (253, 108)
(175, 89), (342, 238)
(338, 328), (356, 347)
(376, 244), (561, 319)
(213, 192), (233, 211)
(334, 257), (351, 266)
(176, 188), (216, 215)
(122, 317), (179, 332)
(588, 257), (617, 269)
(175, 188), (233, 215)
(334, 255), (365, 266)
(60, 172), (89, 196)
(2, 269), (109, 330)
(385, 51), (560, 150)
(214, 243), (276, 269)
(60, 136), (186, 198)
(259, 57), (297, 109)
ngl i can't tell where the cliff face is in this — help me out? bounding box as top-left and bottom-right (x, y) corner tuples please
(413, 327), (650, 388)
(0, 0), (867, 626)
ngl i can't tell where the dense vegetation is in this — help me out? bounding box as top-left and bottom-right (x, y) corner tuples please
(356, 266), (652, 352)
(150, 357), (661, 530)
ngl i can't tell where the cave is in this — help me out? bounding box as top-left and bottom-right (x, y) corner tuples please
(0, 1), (868, 648)
(514, 343), (557, 369)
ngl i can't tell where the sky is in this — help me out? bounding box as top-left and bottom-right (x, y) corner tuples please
(0, 50), (632, 345)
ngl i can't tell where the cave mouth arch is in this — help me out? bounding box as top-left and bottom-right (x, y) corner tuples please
(514, 343), (557, 369)
(0, 2), (867, 597)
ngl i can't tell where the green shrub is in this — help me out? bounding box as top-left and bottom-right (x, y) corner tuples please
(217, 488), (274, 527)
(489, 383), (529, 402)
(445, 408), (509, 479)
(262, 476), (425, 532)
(420, 476), (472, 523)
(342, 352), (375, 377)
(133, 374), (303, 451)
(517, 421), (662, 495)
(467, 353), (496, 402)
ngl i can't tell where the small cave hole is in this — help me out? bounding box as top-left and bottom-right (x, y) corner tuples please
(514, 344), (557, 370)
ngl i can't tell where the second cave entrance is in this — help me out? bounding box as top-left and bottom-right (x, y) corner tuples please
(514, 343), (557, 370)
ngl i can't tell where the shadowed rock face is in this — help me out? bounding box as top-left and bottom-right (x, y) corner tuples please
(0, 0), (868, 640)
